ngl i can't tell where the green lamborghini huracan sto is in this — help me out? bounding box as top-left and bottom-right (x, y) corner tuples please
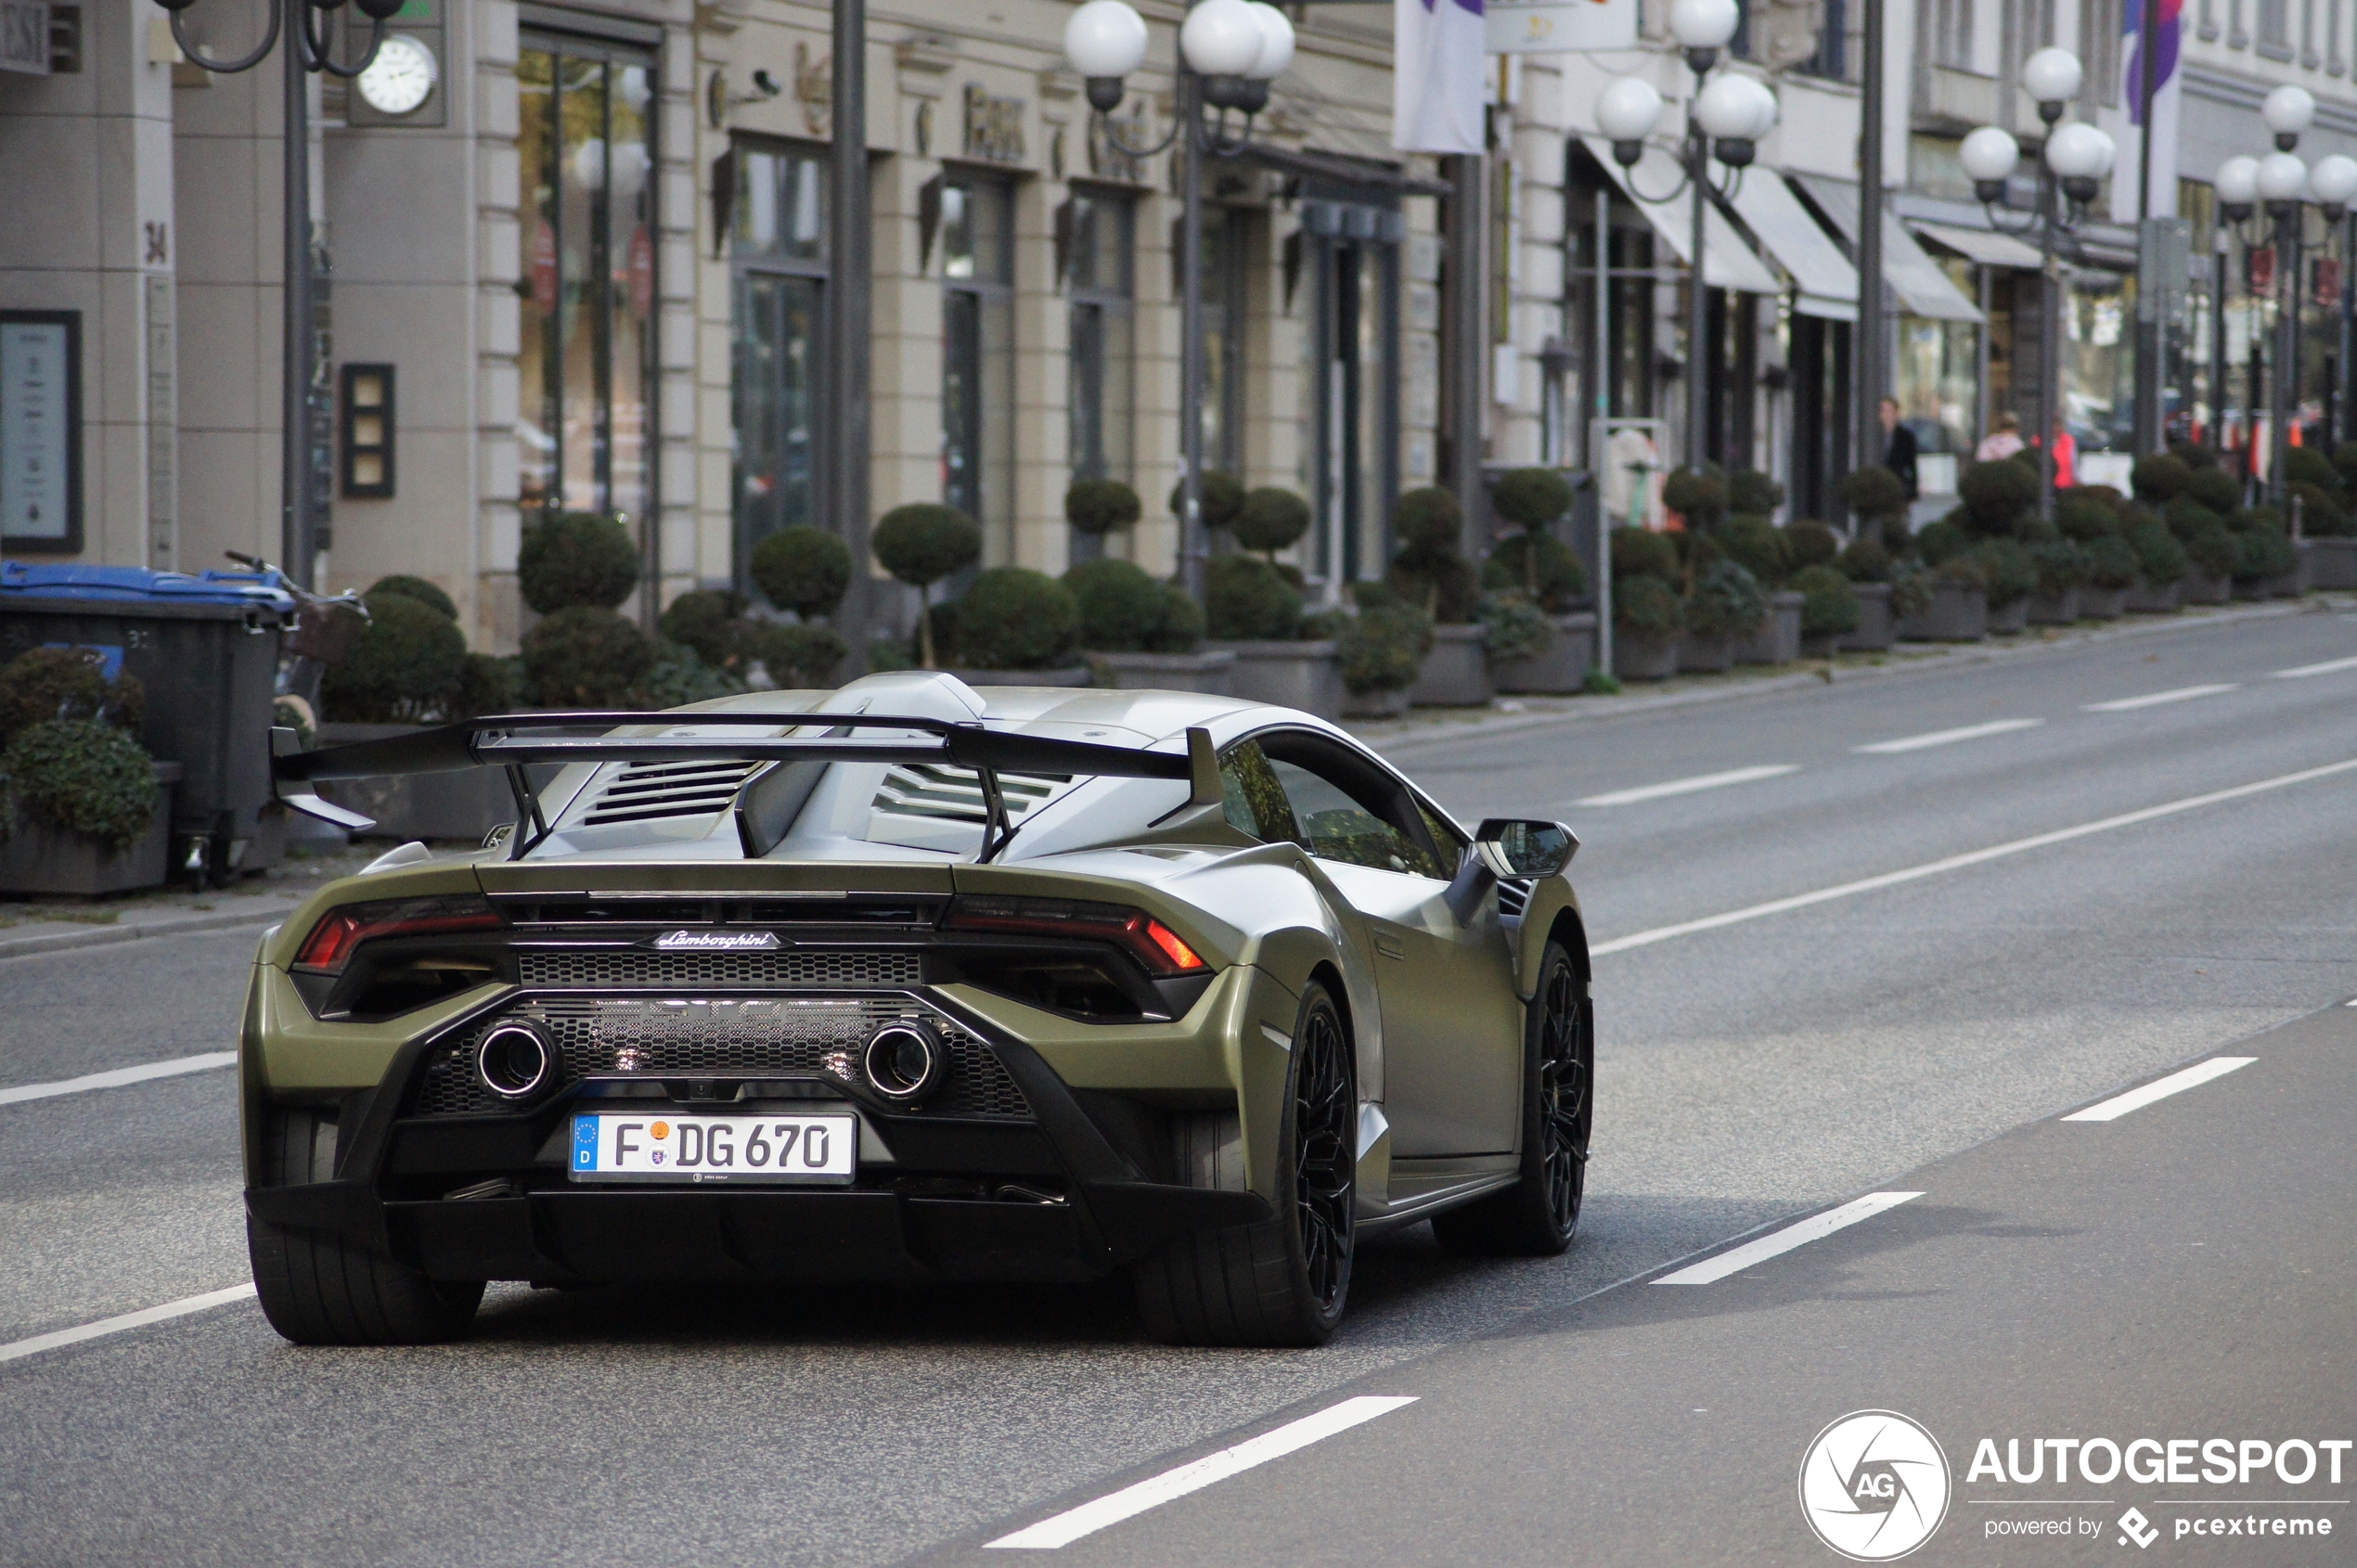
(240, 670), (1591, 1348)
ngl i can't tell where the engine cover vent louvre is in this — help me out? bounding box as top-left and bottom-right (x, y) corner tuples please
(578, 760), (762, 827)
(869, 764), (1063, 827)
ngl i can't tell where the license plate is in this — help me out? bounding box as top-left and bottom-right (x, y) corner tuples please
(569, 1113), (857, 1185)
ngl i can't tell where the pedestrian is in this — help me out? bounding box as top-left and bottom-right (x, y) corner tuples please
(1976, 412), (2025, 462)
(1880, 397), (1919, 500)
(2050, 418), (2076, 490)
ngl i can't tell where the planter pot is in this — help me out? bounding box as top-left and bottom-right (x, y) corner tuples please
(1677, 631), (1736, 674)
(2265, 570), (2303, 598)
(2181, 570), (2233, 605)
(1491, 612), (1596, 695)
(2123, 579), (2182, 613)
(2079, 585), (2129, 620)
(1837, 584), (1896, 651)
(2299, 537), (2357, 589)
(317, 724), (558, 842)
(1409, 623), (1493, 707)
(2025, 587), (2081, 625)
(1341, 686), (1410, 718)
(0, 764), (178, 894)
(1986, 598), (2029, 635)
(1613, 628), (1681, 681)
(1211, 639), (1344, 720)
(946, 667), (1093, 688)
(1900, 584), (1989, 642)
(1084, 648), (1237, 696)
(1735, 592), (1805, 665)
(1799, 632), (1845, 658)
(2230, 576), (2271, 601)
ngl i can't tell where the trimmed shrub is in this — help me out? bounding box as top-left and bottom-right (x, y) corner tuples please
(1611, 525), (1681, 585)
(1387, 487), (1478, 622)
(2085, 533), (2141, 590)
(2235, 525), (2298, 583)
(1066, 559), (1180, 653)
(521, 606), (655, 707)
(2185, 467), (2241, 516)
(1791, 564), (1861, 638)
(0, 646), (142, 745)
(2170, 441), (2221, 469)
(1481, 532), (1587, 611)
(749, 527), (852, 620)
(1840, 465), (1912, 531)
(1717, 514), (1791, 589)
(1889, 559), (1936, 620)
(2056, 495), (2123, 541)
(2126, 521), (2187, 585)
(2164, 494), (2225, 540)
(2132, 453), (2193, 501)
(953, 568), (1080, 670)
(1614, 573), (1684, 636)
(2, 719), (155, 852)
(518, 511), (640, 613)
(1232, 487), (1313, 557)
(1065, 478), (1143, 537)
(1168, 470), (1245, 533)
(2030, 539), (2091, 594)
(1974, 538), (2038, 610)
(1957, 459), (2038, 533)
(1935, 552), (1990, 592)
(1663, 468), (1729, 531)
(1839, 534), (1893, 583)
(1148, 582), (1206, 652)
(2016, 513), (2062, 545)
(2334, 441), (2357, 493)
(1684, 559), (1769, 638)
(366, 574), (457, 622)
(640, 642), (746, 708)
(1338, 603), (1436, 694)
(1478, 593), (1552, 664)
(1491, 468), (1574, 531)
(322, 591), (466, 722)
(1728, 469), (1785, 517)
(1392, 486), (1463, 556)
(2285, 446), (2339, 495)
(2291, 482), (2351, 536)
(452, 653), (517, 719)
(658, 588), (753, 673)
(749, 623), (847, 688)
(1914, 520), (1970, 566)
(1786, 521), (1841, 570)
(1204, 555), (1302, 642)
(2183, 521), (2241, 580)
(872, 503), (984, 668)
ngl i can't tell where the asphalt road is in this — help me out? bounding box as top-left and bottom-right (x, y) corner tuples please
(2, 605), (2352, 1567)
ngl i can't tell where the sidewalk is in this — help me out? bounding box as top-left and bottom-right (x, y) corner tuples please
(1351, 593), (2351, 757)
(0, 842), (378, 961)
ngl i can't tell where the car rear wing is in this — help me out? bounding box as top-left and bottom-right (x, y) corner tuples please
(271, 711), (1222, 860)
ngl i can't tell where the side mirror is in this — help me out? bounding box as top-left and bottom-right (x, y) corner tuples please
(1473, 818), (1578, 879)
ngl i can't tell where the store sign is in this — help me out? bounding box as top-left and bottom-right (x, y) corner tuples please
(1485, 0), (1637, 54)
(0, 312), (81, 550)
(0, 0), (49, 74)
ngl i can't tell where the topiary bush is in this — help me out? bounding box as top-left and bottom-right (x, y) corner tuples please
(1786, 521), (1841, 570)
(659, 588), (753, 673)
(521, 606), (654, 707)
(2285, 446), (2339, 495)
(2232, 503), (2285, 534)
(1204, 554), (1302, 642)
(452, 653), (518, 718)
(1386, 487), (1479, 622)
(1492, 468), (1575, 531)
(2131, 453), (2193, 502)
(2183, 521), (2240, 580)
(1477, 592), (1552, 664)
(1935, 552), (1990, 592)
(952, 568), (1079, 670)
(2235, 524), (2298, 583)
(748, 623), (847, 688)
(749, 527), (852, 621)
(1838, 534), (1892, 583)
(640, 642), (746, 708)
(1790, 564), (1860, 638)
(2185, 467), (2241, 516)
(2030, 539), (2090, 595)
(1149, 582), (1205, 652)
(1066, 558), (1204, 653)
(2, 718), (155, 852)
(2334, 441), (2357, 493)
(0, 646), (143, 746)
(1662, 468), (1729, 532)
(1482, 532), (1587, 611)
(2163, 494), (2225, 541)
(1065, 478), (1143, 538)
(1611, 525), (1681, 585)
(518, 511), (641, 613)
(322, 591), (467, 722)
(366, 574), (457, 622)
(1337, 602), (1435, 695)
(2291, 482), (2351, 536)
(1913, 520), (1970, 566)
(1683, 559), (1769, 638)
(1716, 515), (1790, 589)
(1614, 573), (1683, 636)
(1956, 459), (2037, 535)
(1973, 538), (2038, 610)
(1840, 465), (1912, 533)
(1232, 487), (1312, 559)
(1168, 470), (1245, 533)
(871, 503), (984, 668)
(2126, 521), (2187, 585)
(2056, 494), (2123, 541)
(1728, 469), (1785, 517)
(2086, 533), (2142, 590)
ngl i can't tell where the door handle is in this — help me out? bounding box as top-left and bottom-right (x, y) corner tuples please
(1372, 933), (1406, 960)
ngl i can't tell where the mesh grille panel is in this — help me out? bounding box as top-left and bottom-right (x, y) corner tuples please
(409, 994), (1028, 1121)
(518, 948), (921, 990)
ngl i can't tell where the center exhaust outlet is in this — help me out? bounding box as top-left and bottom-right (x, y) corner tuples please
(861, 1020), (945, 1105)
(476, 1020), (556, 1101)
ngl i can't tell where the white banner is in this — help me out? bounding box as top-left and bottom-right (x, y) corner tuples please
(1395, 0), (1488, 154)
(1484, 0), (1638, 55)
(2107, 0), (2184, 223)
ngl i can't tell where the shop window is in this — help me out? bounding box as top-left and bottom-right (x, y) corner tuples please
(517, 37), (656, 531)
(730, 141), (828, 594)
(1303, 196), (1399, 586)
(1199, 207), (1252, 478)
(942, 175), (1016, 558)
(1066, 189), (1136, 563)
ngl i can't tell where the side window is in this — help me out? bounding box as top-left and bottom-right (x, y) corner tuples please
(1265, 754), (1449, 880)
(1416, 801), (1468, 868)
(1219, 739), (1300, 843)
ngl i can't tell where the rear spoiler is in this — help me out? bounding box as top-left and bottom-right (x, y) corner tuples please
(271, 711), (1223, 860)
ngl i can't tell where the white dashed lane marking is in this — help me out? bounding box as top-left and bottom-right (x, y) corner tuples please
(2081, 683), (2241, 713)
(0, 1285), (258, 1368)
(0, 1052), (238, 1109)
(2060, 1057), (2257, 1122)
(1572, 765), (1799, 807)
(1853, 719), (2043, 754)
(2270, 655), (2357, 679)
(1654, 1193), (1924, 1285)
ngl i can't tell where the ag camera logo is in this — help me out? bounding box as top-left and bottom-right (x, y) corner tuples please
(1799, 1410), (1952, 1561)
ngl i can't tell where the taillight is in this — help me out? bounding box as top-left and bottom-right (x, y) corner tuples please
(946, 895), (1209, 975)
(291, 895), (501, 975)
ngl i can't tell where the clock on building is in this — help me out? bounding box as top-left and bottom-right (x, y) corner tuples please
(355, 33), (439, 117)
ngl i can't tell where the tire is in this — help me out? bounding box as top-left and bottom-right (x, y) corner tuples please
(1431, 937), (1591, 1256)
(248, 1107), (483, 1346)
(1133, 981), (1358, 1347)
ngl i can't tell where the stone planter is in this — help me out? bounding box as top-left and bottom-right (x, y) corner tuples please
(2299, 536), (2357, 589)
(317, 724), (559, 842)
(1837, 584), (1896, 652)
(2025, 587), (2081, 625)
(1799, 632), (1845, 658)
(1900, 584), (1989, 642)
(1084, 648), (1237, 696)
(2181, 570), (2232, 605)
(2230, 576), (2271, 601)
(1613, 628), (1681, 681)
(1677, 631), (1736, 674)
(1212, 639), (1344, 719)
(0, 763), (178, 895)
(2079, 585), (2129, 619)
(946, 667), (1093, 688)
(2123, 579), (2182, 613)
(1409, 623), (1493, 707)
(1986, 598), (2029, 635)
(1491, 612), (1595, 695)
(1341, 686), (1410, 718)
(1735, 592), (1805, 665)
(2265, 570), (2303, 598)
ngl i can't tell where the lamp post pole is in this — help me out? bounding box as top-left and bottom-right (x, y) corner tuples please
(2210, 226), (2229, 451)
(1685, 116), (1710, 471)
(281, 38), (315, 586)
(2041, 163), (2063, 521)
(1857, 0), (1885, 491)
(1178, 68), (1206, 602)
(830, 0), (871, 670)
(2270, 200), (2300, 505)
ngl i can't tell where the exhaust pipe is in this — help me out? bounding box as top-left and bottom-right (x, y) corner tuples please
(476, 1021), (556, 1101)
(861, 1021), (945, 1105)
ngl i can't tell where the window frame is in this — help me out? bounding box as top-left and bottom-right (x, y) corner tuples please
(728, 135), (831, 596)
(1226, 726), (1466, 882)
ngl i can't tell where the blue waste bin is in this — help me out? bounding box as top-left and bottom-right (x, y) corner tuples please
(1, 561), (298, 881)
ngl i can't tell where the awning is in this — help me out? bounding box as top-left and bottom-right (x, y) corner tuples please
(1580, 136), (1782, 295)
(1234, 143), (1452, 198)
(1910, 220), (2043, 268)
(1724, 169), (1860, 320)
(1793, 175), (1985, 323)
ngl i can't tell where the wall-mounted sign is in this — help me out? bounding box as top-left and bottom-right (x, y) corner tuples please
(0, 311), (81, 553)
(964, 83), (1026, 165)
(0, 0), (50, 75)
(1485, 0), (1637, 54)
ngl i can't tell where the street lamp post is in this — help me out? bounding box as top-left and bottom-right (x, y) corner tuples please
(1064, 0), (1294, 602)
(153, 0), (401, 590)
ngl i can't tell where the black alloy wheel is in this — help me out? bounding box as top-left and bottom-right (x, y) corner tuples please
(1433, 938), (1591, 1255)
(1292, 991), (1358, 1315)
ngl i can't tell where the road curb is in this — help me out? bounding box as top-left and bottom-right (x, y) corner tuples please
(0, 904), (295, 962)
(1359, 596), (2345, 756)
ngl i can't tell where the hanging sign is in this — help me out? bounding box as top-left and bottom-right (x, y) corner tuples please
(0, 311), (81, 550)
(1485, 0), (1637, 55)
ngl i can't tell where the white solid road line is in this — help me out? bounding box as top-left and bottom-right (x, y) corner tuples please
(0, 1283), (257, 1367)
(1654, 1193), (1924, 1286)
(2271, 654), (2357, 679)
(0, 1051), (238, 1109)
(2060, 1057), (2258, 1123)
(985, 1395), (1420, 1549)
(2081, 683), (2241, 712)
(1590, 754), (2357, 958)
(1573, 764), (1799, 807)
(1853, 718), (2043, 754)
